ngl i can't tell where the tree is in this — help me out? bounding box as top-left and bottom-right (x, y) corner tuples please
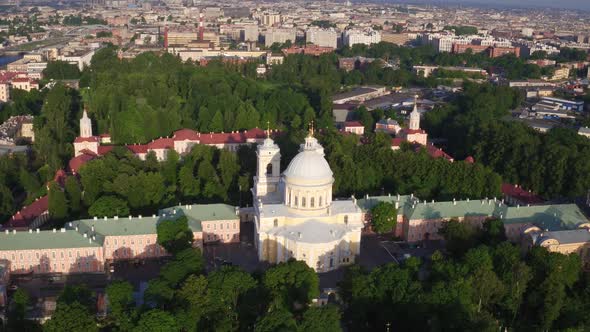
(64, 176), (82, 214)
(263, 259), (319, 310)
(48, 181), (68, 219)
(159, 248), (204, 287)
(43, 60), (81, 80)
(156, 216), (194, 254)
(254, 306), (297, 332)
(106, 281), (135, 330)
(88, 195), (129, 218)
(133, 309), (179, 332)
(7, 288), (35, 331)
(0, 184), (14, 220)
(439, 219), (479, 257)
(298, 305), (342, 332)
(44, 302), (98, 332)
(370, 201), (397, 234)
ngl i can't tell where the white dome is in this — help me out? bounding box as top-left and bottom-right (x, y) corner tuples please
(283, 150), (333, 182)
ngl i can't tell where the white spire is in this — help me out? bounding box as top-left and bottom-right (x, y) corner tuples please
(80, 107), (93, 138)
(409, 95), (421, 130)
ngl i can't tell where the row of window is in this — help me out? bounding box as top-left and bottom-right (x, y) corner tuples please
(288, 192), (326, 208)
(0, 250), (100, 262)
(206, 233), (238, 241)
(205, 222), (238, 230)
(13, 261), (97, 273)
(106, 237), (153, 246)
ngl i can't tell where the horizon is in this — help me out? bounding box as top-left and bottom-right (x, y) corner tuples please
(381, 0), (590, 12)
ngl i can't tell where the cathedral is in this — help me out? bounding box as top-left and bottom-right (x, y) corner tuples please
(252, 127), (363, 272)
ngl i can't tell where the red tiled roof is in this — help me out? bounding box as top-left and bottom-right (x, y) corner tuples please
(344, 121), (364, 127)
(53, 169), (67, 186)
(97, 145), (114, 155)
(391, 138), (404, 146)
(11, 77), (32, 83)
(127, 144), (148, 154)
(501, 183), (545, 205)
(74, 136), (99, 143)
(69, 152), (97, 173)
(7, 195), (49, 228)
(417, 144), (454, 162)
(173, 128), (200, 141)
(0, 72), (20, 83)
(147, 138), (174, 150)
(465, 156), (475, 163)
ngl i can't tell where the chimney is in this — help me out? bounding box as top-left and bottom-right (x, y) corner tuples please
(298, 232), (302, 239)
(29, 229), (32, 233)
(60, 228), (65, 233)
(36, 228), (40, 233)
(53, 228), (56, 233)
(11, 230), (15, 234)
(128, 216), (132, 219)
(114, 216), (118, 220)
(138, 215), (142, 219)
(4, 230), (8, 234)
(152, 214), (156, 218)
(104, 216), (107, 220)
(94, 216), (97, 220)
(395, 201), (399, 209)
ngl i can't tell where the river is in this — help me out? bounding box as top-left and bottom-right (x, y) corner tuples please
(0, 54), (24, 68)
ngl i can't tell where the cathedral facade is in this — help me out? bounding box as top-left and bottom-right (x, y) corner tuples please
(252, 130), (363, 272)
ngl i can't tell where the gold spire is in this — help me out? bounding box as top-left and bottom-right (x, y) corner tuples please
(308, 120), (315, 137)
(266, 121), (270, 138)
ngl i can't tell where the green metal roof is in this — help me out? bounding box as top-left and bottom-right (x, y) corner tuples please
(356, 195), (413, 215)
(160, 204), (238, 223)
(407, 199), (502, 220)
(0, 230), (101, 251)
(502, 204), (587, 231)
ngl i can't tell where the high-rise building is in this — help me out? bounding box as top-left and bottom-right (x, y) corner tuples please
(264, 28), (296, 47)
(343, 28), (381, 47)
(306, 27), (338, 49)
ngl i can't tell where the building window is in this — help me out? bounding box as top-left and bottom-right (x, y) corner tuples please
(319, 196), (323, 207)
(233, 223), (236, 229)
(274, 219), (278, 227)
(344, 215), (349, 225)
(302, 197), (306, 207)
(266, 163), (273, 175)
(226, 234), (230, 240)
(311, 197), (315, 208)
(220, 223), (223, 230)
(295, 196), (298, 206)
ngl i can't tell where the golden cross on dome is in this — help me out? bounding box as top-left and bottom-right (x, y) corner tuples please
(308, 120), (315, 137)
(266, 121), (270, 138)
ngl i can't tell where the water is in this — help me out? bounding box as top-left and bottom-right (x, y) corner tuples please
(0, 54), (23, 68)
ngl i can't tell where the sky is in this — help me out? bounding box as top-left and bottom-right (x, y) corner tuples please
(390, 0), (590, 11)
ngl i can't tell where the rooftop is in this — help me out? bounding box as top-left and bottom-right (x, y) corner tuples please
(0, 229), (100, 251)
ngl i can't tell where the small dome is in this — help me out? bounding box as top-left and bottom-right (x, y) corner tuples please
(283, 150), (333, 182)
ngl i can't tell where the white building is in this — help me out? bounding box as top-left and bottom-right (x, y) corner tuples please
(343, 28), (381, 47)
(253, 129), (363, 272)
(264, 28), (296, 47)
(306, 27), (338, 49)
(57, 49), (96, 71)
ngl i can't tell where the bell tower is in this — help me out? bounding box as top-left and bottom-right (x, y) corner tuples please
(409, 95), (421, 130)
(253, 124), (281, 203)
(80, 108), (93, 138)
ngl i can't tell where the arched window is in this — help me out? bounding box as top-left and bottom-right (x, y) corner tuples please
(344, 215), (349, 225)
(273, 219), (278, 227)
(295, 196), (298, 206)
(310, 197), (315, 208)
(288, 190), (292, 205)
(319, 196), (323, 207)
(266, 163), (272, 175)
(302, 197), (306, 207)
